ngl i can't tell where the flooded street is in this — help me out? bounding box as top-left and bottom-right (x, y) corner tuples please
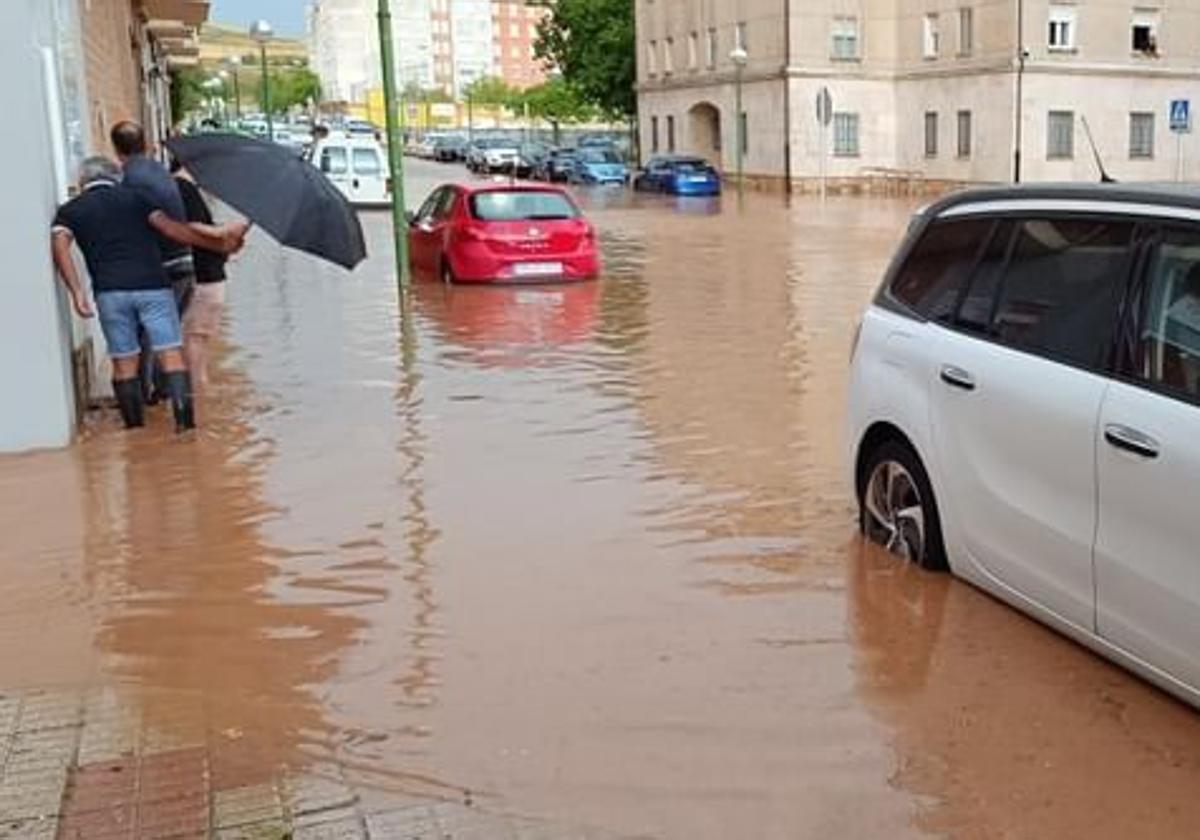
(4, 159), (1200, 838)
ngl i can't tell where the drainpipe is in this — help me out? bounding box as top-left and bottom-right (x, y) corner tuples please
(783, 0), (792, 192)
(1013, 0), (1026, 183)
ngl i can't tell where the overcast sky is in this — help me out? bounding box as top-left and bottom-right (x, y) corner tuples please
(209, 0), (307, 36)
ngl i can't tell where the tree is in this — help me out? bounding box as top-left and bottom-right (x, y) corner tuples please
(266, 68), (321, 113)
(401, 82), (452, 104)
(518, 77), (596, 144)
(532, 0), (635, 119)
(170, 67), (211, 121)
(463, 75), (518, 108)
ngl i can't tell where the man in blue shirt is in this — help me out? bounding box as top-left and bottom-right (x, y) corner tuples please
(51, 157), (243, 432)
(111, 121), (198, 403)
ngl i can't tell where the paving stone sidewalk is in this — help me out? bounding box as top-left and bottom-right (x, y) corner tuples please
(0, 688), (630, 840)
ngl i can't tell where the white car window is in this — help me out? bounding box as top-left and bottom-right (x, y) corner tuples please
(1140, 231), (1200, 399)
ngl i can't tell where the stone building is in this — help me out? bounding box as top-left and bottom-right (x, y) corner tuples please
(636, 0), (1200, 187)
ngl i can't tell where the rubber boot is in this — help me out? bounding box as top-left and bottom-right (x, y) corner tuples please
(164, 370), (196, 432)
(112, 378), (145, 429)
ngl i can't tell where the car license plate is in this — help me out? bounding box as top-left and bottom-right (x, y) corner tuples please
(513, 262), (563, 277)
(687, 175), (709, 183)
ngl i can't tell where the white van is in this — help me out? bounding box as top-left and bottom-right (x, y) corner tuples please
(312, 138), (390, 208)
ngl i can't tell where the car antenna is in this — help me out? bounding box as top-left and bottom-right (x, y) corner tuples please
(1080, 115), (1117, 183)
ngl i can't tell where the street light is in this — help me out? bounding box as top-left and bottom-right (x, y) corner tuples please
(226, 56), (242, 121)
(250, 19), (274, 142)
(730, 46), (748, 200)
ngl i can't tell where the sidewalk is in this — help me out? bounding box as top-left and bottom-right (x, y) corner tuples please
(0, 687), (630, 840)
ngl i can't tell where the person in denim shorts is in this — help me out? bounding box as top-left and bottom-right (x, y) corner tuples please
(112, 121), (198, 404)
(50, 158), (243, 432)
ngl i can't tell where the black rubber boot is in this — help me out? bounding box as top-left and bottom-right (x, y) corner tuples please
(164, 370), (196, 432)
(112, 378), (145, 429)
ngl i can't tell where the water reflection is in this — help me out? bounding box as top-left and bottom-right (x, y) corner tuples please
(413, 282), (600, 369)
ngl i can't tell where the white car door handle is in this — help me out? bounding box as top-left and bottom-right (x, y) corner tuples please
(1104, 424), (1161, 459)
(940, 365), (976, 391)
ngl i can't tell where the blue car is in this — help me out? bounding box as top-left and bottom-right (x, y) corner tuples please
(633, 156), (722, 196)
(570, 148), (630, 185)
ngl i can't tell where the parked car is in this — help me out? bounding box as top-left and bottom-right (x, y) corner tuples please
(407, 183), (600, 284)
(515, 142), (551, 178)
(633, 156), (721, 195)
(570, 148), (630, 185)
(312, 137), (390, 207)
(847, 183), (1200, 710)
(466, 139), (520, 174)
(433, 137), (467, 162)
(535, 148), (578, 182)
(346, 119), (380, 138)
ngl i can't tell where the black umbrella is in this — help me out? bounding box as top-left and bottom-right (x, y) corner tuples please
(165, 133), (367, 270)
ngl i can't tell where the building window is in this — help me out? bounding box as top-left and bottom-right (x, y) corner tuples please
(1132, 10), (1160, 55)
(1047, 110), (1075, 159)
(667, 115), (676, 152)
(958, 7), (974, 55)
(651, 115), (659, 153)
(735, 21), (748, 52)
(688, 31), (698, 70)
(1130, 112), (1155, 158)
(663, 37), (674, 75)
(831, 16), (860, 60)
(833, 112), (860, 157)
(706, 27), (718, 68)
(1048, 5), (1076, 50)
(923, 13), (940, 58)
(957, 110), (973, 158)
(647, 41), (657, 76)
(924, 111), (938, 158)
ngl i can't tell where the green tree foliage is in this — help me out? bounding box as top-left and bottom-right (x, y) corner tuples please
(401, 82), (453, 104)
(264, 68), (321, 112)
(518, 77), (595, 127)
(532, 0), (634, 118)
(170, 67), (212, 120)
(463, 75), (518, 107)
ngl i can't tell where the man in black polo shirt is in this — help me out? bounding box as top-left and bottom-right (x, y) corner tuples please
(51, 157), (241, 432)
(111, 120), (197, 403)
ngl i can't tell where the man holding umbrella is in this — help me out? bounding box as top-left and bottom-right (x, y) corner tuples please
(51, 157), (245, 432)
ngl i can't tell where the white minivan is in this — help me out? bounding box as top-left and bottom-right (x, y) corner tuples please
(313, 138), (390, 208)
(847, 184), (1200, 708)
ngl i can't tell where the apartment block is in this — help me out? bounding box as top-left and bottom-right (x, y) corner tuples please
(637, 0), (1200, 186)
(492, 0), (550, 90)
(310, 0), (546, 105)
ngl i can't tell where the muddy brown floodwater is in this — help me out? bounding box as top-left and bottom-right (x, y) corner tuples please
(4, 159), (1200, 838)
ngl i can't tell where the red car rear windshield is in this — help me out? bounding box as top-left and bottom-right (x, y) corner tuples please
(470, 191), (579, 221)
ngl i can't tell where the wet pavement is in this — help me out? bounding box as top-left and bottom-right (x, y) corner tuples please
(3, 159), (1200, 838)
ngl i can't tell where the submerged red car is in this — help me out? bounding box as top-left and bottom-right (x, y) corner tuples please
(407, 183), (600, 284)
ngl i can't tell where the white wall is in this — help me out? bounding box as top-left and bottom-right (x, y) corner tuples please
(0, 0), (79, 451)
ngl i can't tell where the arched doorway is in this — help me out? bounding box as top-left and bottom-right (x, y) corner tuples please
(686, 102), (721, 166)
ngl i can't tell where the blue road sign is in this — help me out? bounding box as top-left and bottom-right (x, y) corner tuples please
(1170, 99), (1191, 133)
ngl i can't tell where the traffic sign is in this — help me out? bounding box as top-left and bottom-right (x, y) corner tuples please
(1171, 99), (1191, 134)
(816, 87), (833, 127)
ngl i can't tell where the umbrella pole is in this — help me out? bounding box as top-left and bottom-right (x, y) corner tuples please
(377, 0), (410, 299)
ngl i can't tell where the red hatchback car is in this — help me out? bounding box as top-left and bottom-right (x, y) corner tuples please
(408, 183), (600, 283)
